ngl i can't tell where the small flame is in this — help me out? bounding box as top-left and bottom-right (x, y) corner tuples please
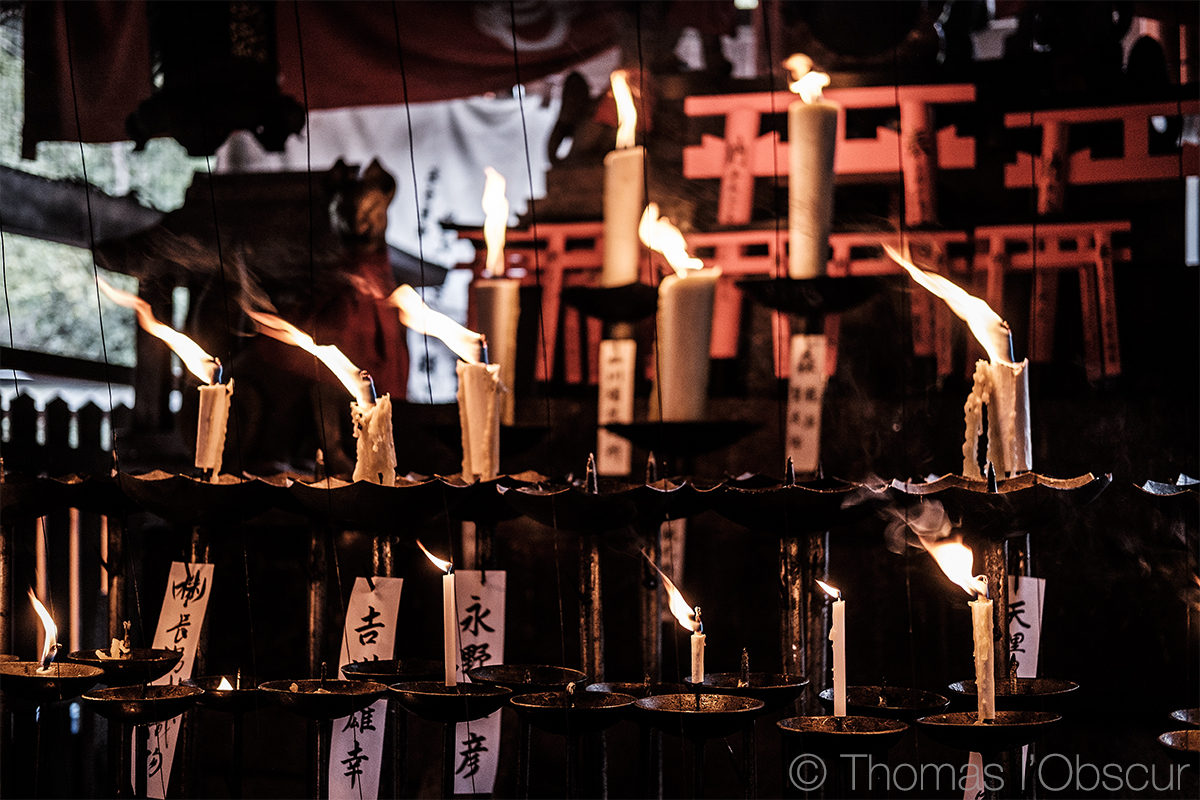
(646, 559), (701, 632)
(481, 167), (510, 277)
(785, 54), (829, 104)
(816, 579), (841, 600)
(246, 310), (374, 404)
(97, 277), (220, 384)
(387, 286), (485, 364)
(416, 539), (453, 574)
(639, 203), (704, 279)
(28, 589), (57, 668)
(925, 538), (988, 598)
(884, 244), (1014, 366)
(611, 70), (637, 150)
(217, 676), (234, 691)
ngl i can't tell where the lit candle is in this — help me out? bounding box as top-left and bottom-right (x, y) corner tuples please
(785, 55), (838, 280)
(923, 537), (994, 722)
(639, 204), (720, 421)
(971, 578), (995, 721)
(649, 557), (706, 684)
(817, 579), (846, 717)
(475, 166), (520, 426)
(418, 541), (457, 688)
(885, 245), (1031, 478)
(28, 589), (58, 672)
(602, 70), (644, 287)
(98, 277), (234, 481)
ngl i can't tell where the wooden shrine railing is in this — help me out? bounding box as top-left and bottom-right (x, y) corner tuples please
(1, 394), (128, 475)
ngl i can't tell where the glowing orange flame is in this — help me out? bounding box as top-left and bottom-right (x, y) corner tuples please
(217, 676), (235, 691)
(816, 579), (841, 600)
(644, 561), (699, 633)
(97, 277), (220, 384)
(246, 310), (373, 404)
(785, 54), (829, 104)
(926, 538), (988, 597)
(28, 589), (57, 668)
(416, 540), (452, 574)
(482, 167), (510, 277)
(387, 286), (484, 364)
(639, 203), (703, 279)
(611, 70), (637, 150)
(884, 244), (1014, 366)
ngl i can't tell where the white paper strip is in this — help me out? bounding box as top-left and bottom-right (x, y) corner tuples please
(453, 570), (506, 795)
(964, 575), (1045, 799)
(329, 576), (404, 800)
(785, 335), (827, 475)
(140, 561), (216, 799)
(597, 339), (636, 476)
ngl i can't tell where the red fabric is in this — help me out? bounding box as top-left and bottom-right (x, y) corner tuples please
(22, 0), (152, 155)
(261, 249), (410, 400)
(23, 1), (622, 150)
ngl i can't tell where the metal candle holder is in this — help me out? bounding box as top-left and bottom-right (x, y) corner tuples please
(183, 675), (261, 799)
(635, 693), (764, 799)
(0, 660), (104, 707)
(817, 685), (950, 721)
(67, 648), (183, 687)
(510, 690), (636, 799)
(914, 710), (1061, 800)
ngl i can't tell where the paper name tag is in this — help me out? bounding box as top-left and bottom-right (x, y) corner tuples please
(786, 335), (827, 475)
(454, 570), (506, 795)
(140, 561), (215, 799)
(329, 576), (404, 800)
(597, 339), (636, 476)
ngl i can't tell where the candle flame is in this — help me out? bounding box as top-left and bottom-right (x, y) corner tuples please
(816, 579), (841, 600)
(416, 539), (453, 574)
(651, 565), (701, 633)
(97, 277), (220, 384)
(925, 538), (989, 598)
(639, 203), (704, 279)
(217, 676), (235, 691)
(387, 286), (485, 364)
(884, 244), (1014, 366)
(481, 167), (510, 277)
(785, 54), (829, 104)
(246, 310), (374, 404)
(611, 70), (637, 150)
(28, 589), (57, 668)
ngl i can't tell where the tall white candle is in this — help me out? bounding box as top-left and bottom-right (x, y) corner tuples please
(652, 269), (720, 421)
(474, 280), (520, 426)
(690, 608), (706, 685)
(971, 589), (995, 722)
(786, 57), (838, 280)
(456, 361), (504, 481)
(603, 147), (644, 287)
(196, 380), (233, 480)
(443, 570), (458, 688)
(831, 594), (846, 717)
(603, 70), (644, 287)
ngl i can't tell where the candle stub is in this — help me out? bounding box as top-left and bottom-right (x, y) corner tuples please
(195, 381), (234, 478)
(351, 395), (397, 486)
(971, 593), (996, 721)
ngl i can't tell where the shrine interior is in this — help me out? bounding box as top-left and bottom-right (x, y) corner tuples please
(0, 2), (1197, 799)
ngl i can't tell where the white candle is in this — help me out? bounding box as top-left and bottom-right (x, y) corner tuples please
(456, 361), (504, 481)
(971, 591), (995, 721)
(196, 380), (234, 480)
(443, 569), (458, 687)
(786, 60), (838, 280)
(690, 608), (706, 685)
(351, 393), (396, 486)
(964, 358), (1031, 479)
(831, 593), (846, 717)
(652, 268), (720, 421)
(603, 146), (644, 287)
(474, 279), (520, 426)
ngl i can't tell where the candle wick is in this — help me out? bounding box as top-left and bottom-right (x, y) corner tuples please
(479, 335), (490, 365)
(358, 371), (377, 406)
(210, 357), (223, 385)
